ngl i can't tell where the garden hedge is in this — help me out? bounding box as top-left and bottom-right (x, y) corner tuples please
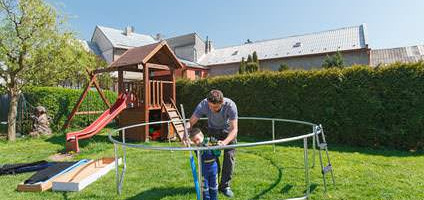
(23, 87), (117, 131)
(177, 62), (424, 150)
(19, 62), (424, 150)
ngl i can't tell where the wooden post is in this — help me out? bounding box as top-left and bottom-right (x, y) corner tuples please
(172, 69), (176, 103)
(156, 81), (161, 106)
(118, 71), (124, 95)
(144, 64), (150, 142)
(153, 81), (156, 107)
(63, 77), (95, 129)
(160, 81), (163, 104)
(91, 75), (111, 108)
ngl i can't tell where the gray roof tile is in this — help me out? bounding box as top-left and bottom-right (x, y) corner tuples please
(370, 45), (424, 66)
(198, 24), (369, 66)
(97, 26), (157, 48)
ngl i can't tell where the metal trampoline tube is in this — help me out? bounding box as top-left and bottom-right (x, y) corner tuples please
(109, 117), (319, 200)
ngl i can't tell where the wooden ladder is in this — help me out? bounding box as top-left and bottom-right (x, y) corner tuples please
(162, 99), (185, 140)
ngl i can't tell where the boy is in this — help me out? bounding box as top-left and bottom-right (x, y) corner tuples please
(189, 128), (221, 200)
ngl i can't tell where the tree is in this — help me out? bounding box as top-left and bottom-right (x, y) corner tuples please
(239, 57), (246, 74)
(247, 54), (253, 63)
(251, 51), (259, 71)
(279, 63), (289, 71)
(322, 51), (344, 69)
(239, 52), (260, 74)
(0, 0), (100, 141)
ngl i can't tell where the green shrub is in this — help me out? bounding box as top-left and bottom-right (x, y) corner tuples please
(23, 87), (117, 131)
(322, 51), (344, 68)
(177, 62), (424, 150)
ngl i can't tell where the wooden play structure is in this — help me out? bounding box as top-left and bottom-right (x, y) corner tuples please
(64, 41), (186, 152)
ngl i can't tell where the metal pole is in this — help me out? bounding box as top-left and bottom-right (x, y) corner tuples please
(320, 124), (335, 186)
(168, 122), (173, 153)
(114, 143), (120, 194)
(272, 120), (276, 153)
(181, 104), (202, 200)
(316, 126), (327, 192)
(118, 129), (127, 194)
(303, 137), (310, 199)
(196, 150), (203, 197)
(311, 125), (316, 168)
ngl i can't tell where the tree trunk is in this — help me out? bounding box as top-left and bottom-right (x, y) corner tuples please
(7, 88), (19, 141)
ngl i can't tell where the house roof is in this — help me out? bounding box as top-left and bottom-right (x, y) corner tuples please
(79, 40), (103, 58)
(198, 24), (369, 66)
(178, 58), (209, 69)
(109, 41), (184, 70)
(370, 45), (424, 66)
(95, 26), (157, 49)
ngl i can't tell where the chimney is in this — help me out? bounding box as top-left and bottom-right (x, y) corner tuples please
(205, 36), (213, 54)
(124, 26), (134, 36)
(208, 40), (213, 52)
(155, 33), (162, 41)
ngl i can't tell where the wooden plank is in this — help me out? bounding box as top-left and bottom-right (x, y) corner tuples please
(168, 111), (179, 118)
(151, 80), (156, 107)
(118, 70), (124, 95)
(17, 181), (52, 192)
(17, 161), (91, 192)
(93, 66), (142, 74)
(172, 69), (176, 103)
(146, 63), (170, 70)
(160, 82), (163, 105)
(52, 158), (122, 192)
(75, 111), (104, 115)
(174, 124), (184, 132)
(156, 81), (160, 107)
(144, 64), (150, 142)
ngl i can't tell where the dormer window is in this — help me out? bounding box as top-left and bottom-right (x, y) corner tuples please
(293, 42), (302, 48)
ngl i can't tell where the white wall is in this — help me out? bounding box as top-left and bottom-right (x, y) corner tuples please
(208, 50), (370, 76)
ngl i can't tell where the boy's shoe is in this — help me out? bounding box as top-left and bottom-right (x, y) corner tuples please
(219, 187), (234, 198)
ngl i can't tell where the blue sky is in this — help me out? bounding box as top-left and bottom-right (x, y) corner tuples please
(49, 0), (424, 49)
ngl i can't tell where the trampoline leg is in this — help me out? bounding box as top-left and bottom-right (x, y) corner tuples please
(272, 120), (276, 153)
(196, 150), (203, 199)
(118, 129), (127, 194)
(311, 126), (316, 168)
(303, 138), (310, 199)
(114, 143), (120, 194)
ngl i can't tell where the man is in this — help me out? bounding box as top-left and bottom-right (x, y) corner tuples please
(189, 90), (238, 198)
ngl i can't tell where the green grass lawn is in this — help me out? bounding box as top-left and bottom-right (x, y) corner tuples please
(0, 130), (423, 200)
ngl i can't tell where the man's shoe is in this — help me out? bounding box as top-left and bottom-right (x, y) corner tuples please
(219, 187), (234, 198)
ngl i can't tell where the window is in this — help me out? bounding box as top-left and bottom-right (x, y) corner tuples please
(293, 42), (302, 48)
(195, 70), (201, 80)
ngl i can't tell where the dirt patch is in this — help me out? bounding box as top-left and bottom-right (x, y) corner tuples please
(48, 153), (75, 161)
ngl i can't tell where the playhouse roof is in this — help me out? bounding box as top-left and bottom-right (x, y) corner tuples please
(97, 41), (184, 73)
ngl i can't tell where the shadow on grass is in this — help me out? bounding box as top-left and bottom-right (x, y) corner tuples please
(126, 186), (193, 200)
(237, 135), (423, 157)
(242, 150), (283, 200)
(45, 132), (112, 153)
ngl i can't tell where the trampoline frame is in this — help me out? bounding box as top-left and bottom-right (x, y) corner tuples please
(108, 117), (329, 200)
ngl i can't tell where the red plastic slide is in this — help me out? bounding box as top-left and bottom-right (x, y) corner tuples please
(65, 93), (128, 152)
